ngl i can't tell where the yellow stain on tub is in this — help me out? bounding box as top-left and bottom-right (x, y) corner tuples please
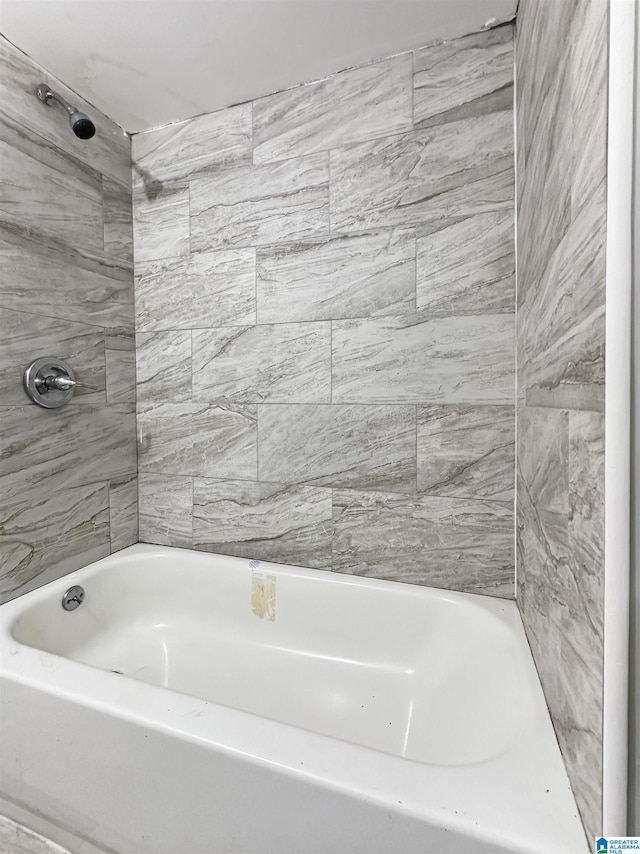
(251, 573), (276, 621)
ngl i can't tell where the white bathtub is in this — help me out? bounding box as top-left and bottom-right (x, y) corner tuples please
(0, 544), (587, 854)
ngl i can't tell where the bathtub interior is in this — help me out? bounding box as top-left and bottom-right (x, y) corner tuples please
(7, 546), (534, 767)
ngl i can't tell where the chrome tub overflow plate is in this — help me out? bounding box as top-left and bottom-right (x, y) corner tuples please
(23, 357), (97, 409)
(62, 585), (85, 611)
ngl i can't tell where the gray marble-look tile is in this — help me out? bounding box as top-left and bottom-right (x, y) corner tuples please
(515, 0), (576, 168)
(568, 409), (604, 636)
(136, 330), (192, 404)
(0, 814), (72, 854)
(135, 248), (256, 331)
(332, 313), (514, 404)
(0, 404), (136, 503)
(256, 228), (415, 323)
(515, 7), (607, 838)
(138, 472), (193, 548)
(333, 488), (514, 596)
(0, 108), (103, 198)
(193, 478), (332, 569)
(258, 404), (416, 492)
(416, 210), (514, 315)
(0, 138), (103, 254)
(105, 331), (136, 404)
(1, 543), (111, 605)
(132, 103), (252, 184)
(516, 404), (603, 842)
(564, 411), (605, 838)
(516, 53), (572, 311)
(0, 35), (130, 186)
(137, 401), (257, 480)
(413, 26), (513, 129)
(330, 112), (513, 234)
(517, 407), (569, 572)
(569, 0), (607, 220)
(0, 308), (105, 405)
(0, 236), (134, 331)
(518, 182), (605, 410)
(417, 405), (514, 501)
(109, 476), (138, 552)
(190, 153), (329, 251)
(132, 182), (190, 264)
(0, 481), (110, 599)
(103, 177), (133, 266)
(253, 54), (412, 164)
(192, 323), (330, 404)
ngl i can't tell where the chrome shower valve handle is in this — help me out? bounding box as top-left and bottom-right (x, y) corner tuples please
(41, 373), (97, 392)
(24, 357), (98, 409)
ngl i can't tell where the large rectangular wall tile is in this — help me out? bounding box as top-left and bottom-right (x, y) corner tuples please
(137, 402), (257, 479)
(136, 330), (192, 404)
(417, 405), (514, 501)
(138, 472), (192, 547)
(0, 481), (110, 600)
(332, 313), (514, 404)
(519, 182), (605, 410)
(516, 54), (573, 311)
(416, 210), (514, 315)
(256, 228), (415, 323)
(332, 488), (513, 596)
(569, 1), (607, 219)
(135, 249), (256, 331)
(133, 183), (190, 263)
(413, 26), (513, 128)
(0, 405), (136, 503)
(253, 54), (412, 164)
(0, 308), (105, 405)
(0, 237), (134, 330)
(258, 404), (416, 492)
(132, 103), (252, 183)
(0, 139), (103, 254)
(109, 476), (138, 552)
(190, 153), (329, 251)
(103, 177), (133, 266)
(516, 405), (603, 840)
(106, 331), (136, 404)
(192, 323), (330, 403)
(193, 479), (332, 569)
(330, 112), (513, 234)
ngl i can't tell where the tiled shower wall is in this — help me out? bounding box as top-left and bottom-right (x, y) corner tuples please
(133, 25), (516, 596)
(0, 37), (138, 602)
(516, 0), (607, 839)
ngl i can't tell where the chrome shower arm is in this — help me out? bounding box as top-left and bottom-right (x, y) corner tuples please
(36, 85), (75, 116)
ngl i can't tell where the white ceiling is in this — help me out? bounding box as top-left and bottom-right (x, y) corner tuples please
(0, 0), (517, 134)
